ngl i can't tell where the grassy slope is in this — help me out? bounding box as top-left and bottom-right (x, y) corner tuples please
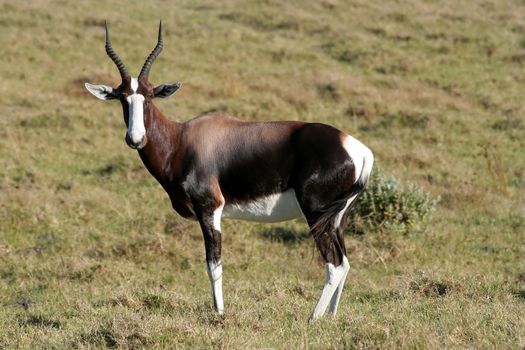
(0, 0), (524, 348)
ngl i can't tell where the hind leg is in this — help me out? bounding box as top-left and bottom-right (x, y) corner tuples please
(306, 193), (357, 321)
(305, 212), (347, 321)
(310, 255), (349, 321)
(328, 256), (350, 316)
(328, 195), (358, 315)
(327, 230), (350, 317)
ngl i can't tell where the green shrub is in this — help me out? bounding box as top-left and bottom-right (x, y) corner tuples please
(349, 170), (439, 233)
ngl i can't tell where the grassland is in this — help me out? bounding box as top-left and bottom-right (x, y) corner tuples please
(0, 0), (524, 348)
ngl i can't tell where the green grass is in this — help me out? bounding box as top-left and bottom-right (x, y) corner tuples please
(1, 0), (524, 348)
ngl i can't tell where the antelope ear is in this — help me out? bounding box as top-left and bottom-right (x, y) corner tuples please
(153, 82), (181, 98)
(85, 82), (118, 100)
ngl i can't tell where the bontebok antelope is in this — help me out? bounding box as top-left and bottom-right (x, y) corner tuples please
(85, 22), (374, 321)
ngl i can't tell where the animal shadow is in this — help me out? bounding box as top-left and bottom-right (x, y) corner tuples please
(259, 227), (310, 245)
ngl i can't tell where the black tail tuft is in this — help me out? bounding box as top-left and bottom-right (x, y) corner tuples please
(310, 157), (371, 262)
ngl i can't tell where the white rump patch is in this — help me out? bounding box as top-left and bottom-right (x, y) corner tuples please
(335, 135), (374, 228)
(222, 189), (303, 223)
(341, 135), (374, 182)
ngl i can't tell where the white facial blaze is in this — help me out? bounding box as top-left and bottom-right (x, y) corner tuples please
(130, 77), (139, 92)
(127, 77), (146, 145)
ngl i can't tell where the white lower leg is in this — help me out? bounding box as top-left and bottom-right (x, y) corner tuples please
(207, 260), (224, 314)
(310, 260), (347, 321)
(328, 256), (350, 316)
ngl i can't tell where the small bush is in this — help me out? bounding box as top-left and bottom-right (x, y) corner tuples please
(350, 170), (438, 233)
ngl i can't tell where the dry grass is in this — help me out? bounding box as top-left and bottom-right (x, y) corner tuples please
(1, 0), (524, 348)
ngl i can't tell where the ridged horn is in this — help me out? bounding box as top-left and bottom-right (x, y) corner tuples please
(139, 21), (163, 78)
(104, 21), (129, 80)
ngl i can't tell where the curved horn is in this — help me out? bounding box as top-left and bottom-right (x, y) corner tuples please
(139, 21), (163, 78)
(105, 21), (129, 80)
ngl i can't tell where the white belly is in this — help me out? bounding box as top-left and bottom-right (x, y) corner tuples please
(222, 189), (304, 223)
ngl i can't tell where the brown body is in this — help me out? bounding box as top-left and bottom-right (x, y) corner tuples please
(135, 105), (359, 265)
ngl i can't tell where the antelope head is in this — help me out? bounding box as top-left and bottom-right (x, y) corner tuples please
(85, 21), (181, 149)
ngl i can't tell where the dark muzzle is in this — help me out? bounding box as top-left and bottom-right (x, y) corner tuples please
(125, 133), (148, 150)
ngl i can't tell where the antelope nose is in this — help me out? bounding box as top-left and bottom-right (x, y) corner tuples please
(125, 133), (147, 150)
(129, 138), (143, 149)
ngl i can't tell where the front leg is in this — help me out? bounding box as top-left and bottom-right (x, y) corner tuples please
(194, 197), (225, 314)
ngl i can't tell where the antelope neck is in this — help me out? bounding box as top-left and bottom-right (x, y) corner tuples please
(137, 103), (182, 183)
